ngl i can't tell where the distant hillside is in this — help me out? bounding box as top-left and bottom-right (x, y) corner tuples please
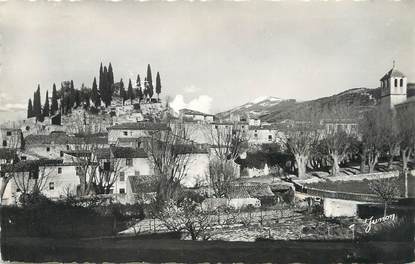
(217, 88), (385, 122)
(216, 96), (295, 120)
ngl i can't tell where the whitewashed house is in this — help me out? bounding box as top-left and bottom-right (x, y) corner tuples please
(110, 146), (153, 194)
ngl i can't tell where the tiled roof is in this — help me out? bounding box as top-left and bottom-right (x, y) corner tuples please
(117, 137), (142, 143)
(173, 144), (209, 154)
(94, 148), (111, 160)
(380, 68), (406, 81)
(25, 133), (108, 145)
(64, 150), (91, 158)
(180, 108), (213, 117)
(107, 122), (170, 131)
(0, 148), (17, 160)
(25, 134), (80, 145)
(0, 159), (63, 173)
(111, 146), (148, 159)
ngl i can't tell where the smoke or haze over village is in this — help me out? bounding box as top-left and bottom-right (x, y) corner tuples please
(0, 1), (414, 121)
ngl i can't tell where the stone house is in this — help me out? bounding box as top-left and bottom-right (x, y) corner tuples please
(179, 108), (214, 123)
(0, 128), (23, 149)
(248, 124), (284, 145)
(107, 122), (170, 144)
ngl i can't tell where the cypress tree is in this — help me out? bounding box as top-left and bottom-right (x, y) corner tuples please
(136, 74), (141, 87)
(128, 79), (135, 104)
(43, 91), (50, 116)
(108, 63), (114, 87)
(74, 90), (81, 108)
(146, 64), (154, 98)
(103, 66), (109, 107)
(119, 78), (126, 105)
(99, 62), (104, 95)
(34, 85), (42, 121)
(143, 77), (149, 100)
(51, 83), (58, 115)
(27, 99), (33, 118)
(43, 90), (50, 117)
(156, 72), (161, 100)
(91, 77), (100, 108)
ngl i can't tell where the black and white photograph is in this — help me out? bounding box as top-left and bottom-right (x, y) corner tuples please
(0, 1), (414, 263)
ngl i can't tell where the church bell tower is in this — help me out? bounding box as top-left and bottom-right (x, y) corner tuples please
(380, 61), (407, 111)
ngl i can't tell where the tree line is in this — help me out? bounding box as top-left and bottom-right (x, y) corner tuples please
(27, 63), (163, 120)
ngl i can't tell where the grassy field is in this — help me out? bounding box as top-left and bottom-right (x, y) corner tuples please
(304, 177), (405, 195)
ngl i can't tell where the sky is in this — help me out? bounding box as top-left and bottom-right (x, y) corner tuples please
(0, 1), (414, 122)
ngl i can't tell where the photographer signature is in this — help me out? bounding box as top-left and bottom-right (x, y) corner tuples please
(363, 214), (396, 233)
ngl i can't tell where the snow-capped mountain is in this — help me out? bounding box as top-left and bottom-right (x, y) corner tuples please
(216, 96), (292, 119)
(215, 87), (392, 122)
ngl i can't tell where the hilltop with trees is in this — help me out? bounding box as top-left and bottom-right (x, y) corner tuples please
(26, 63), (163, 120)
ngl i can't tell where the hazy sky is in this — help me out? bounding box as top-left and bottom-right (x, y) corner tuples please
(0, 1), (414, 122)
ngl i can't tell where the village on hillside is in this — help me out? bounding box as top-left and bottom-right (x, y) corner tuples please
(1, 62), (415, 262)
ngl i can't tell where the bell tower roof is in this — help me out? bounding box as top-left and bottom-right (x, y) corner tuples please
(380, 61), (406, 81)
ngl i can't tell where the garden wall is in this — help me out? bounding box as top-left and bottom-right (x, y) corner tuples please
(323, 198), (367, 217)
(304, 187), (382, 203)
(294, 171), (399, 186)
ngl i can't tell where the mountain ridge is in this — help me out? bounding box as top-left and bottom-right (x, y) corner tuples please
(216, 87), (382, 122)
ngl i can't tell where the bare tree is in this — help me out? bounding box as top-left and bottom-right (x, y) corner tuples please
(208, 159), (237, 198)
(67, 123), (108, 196)
(207, 123), (247, 162)
(397, 104), (415, 174)
(359, 110), (384, 173)
(320, 130), (355, 176)
(159, 199), (213, 240)
(379, 110), (401, 170)
(284, 126), (319, 178)
(143, 123), (194, 201)
(0, 130), (23, 204)
(206, 123), (248, 195)
(12, 163), (54, 196)
(368, 177), (401, 216)
(90, 149), (122, 194)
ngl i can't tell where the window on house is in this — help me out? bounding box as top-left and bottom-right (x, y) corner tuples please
(2, 140), (7, 147)
(254, 133), (258, 138)
(119, 188), (125, 194)
(123, 131), (128, 136)
(60, 151), (64, 157)
(104, 162), (111, 171)
(6, 131), (12, 136)
(268, 135), (272, 141)
(214, 125), (218, 129)
(49, 182), (54, 190)
(119, 172), (125, 182)
(400, 79), (403, 87)
(46, 147), (50, 152)
(395, 79), (398, 87)
(21, 156), (27, 160)
(67, 145), (70, 151)
(126, 158), (133, 166)
(58, 167), (62, 174)
(76, 167), (81, 176)
(6, 159), (10, 164)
